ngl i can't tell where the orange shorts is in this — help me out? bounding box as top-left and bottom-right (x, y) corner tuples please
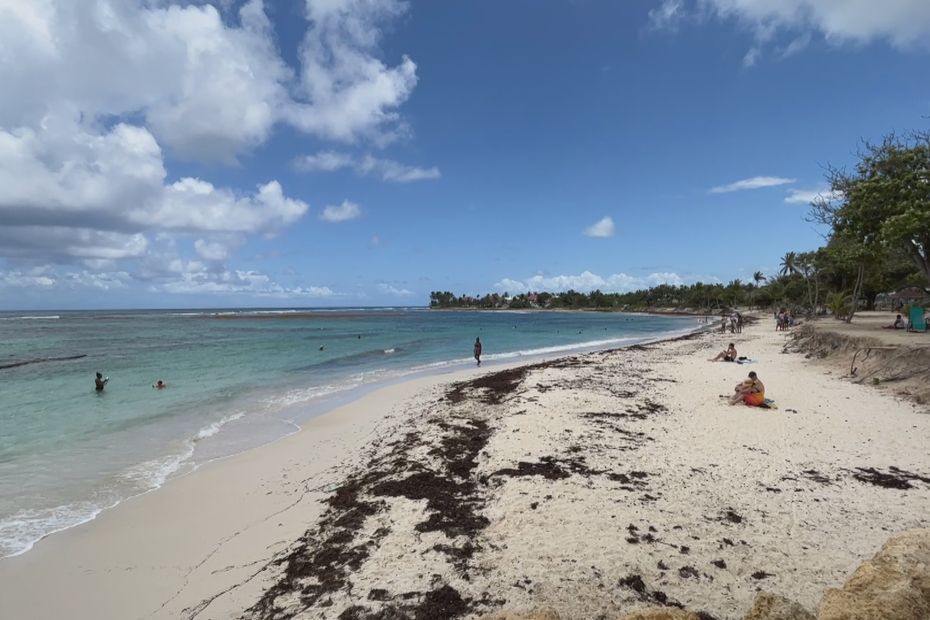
(743, 392), (764, 407)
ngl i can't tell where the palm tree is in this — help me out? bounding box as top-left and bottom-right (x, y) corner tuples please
(779, 252), (798, 277)
(749, 271), (766, 309)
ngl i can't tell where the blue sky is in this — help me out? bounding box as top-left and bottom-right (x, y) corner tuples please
(1, 0), (929, 309)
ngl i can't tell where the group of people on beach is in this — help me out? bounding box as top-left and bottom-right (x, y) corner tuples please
(775, 309), (795, 331)
(709, 344), (766, 407)
(720, 312), (742, 334)
(94, 372), (167, 392)
(708, 313), (767, 408)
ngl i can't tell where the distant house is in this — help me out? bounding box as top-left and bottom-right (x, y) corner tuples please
(877, 287), (928, 310)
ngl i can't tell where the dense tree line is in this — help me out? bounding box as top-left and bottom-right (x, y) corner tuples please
(432, 131), (930, 320)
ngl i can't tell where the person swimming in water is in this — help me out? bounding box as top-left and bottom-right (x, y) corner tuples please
(153, 380), (167, 389)
(95, 372), (108, 392)
(473, 337), (482, 366)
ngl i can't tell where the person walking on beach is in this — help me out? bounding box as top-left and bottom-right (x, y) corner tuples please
(473, 337), (482, 366)
(95, 372), (108, 392)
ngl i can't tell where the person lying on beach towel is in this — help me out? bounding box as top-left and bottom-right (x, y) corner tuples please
(728, 371), (764, 406)
(709, 343), (737, 362)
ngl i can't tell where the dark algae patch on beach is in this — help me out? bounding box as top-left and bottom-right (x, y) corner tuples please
(242, 364), (539, 619)
(371, 418), (492, 541)
(244, 470), (387, 617)
(445, 364), (532, 405)
(617, 574), (720, 619)
(847, 466), (930, 489)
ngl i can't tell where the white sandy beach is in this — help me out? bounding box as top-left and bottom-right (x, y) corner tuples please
(1, 320), (928, 619)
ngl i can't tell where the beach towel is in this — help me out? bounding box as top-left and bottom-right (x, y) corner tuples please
(759, 398), (778, 409)
(736, 357), (755, 364)
(909, 306), (926, 332)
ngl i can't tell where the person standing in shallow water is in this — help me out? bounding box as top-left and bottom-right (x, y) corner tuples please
(95, 372), (108, 392)
(473, 337), (482, 366)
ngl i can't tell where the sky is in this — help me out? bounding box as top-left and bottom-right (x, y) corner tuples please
(1, 0), (930, 310)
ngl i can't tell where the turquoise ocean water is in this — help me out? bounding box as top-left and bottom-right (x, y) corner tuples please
(0, 308), (695, 557)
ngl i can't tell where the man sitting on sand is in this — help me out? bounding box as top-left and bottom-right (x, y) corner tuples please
(729, 371), (764, 406)
(710, 343), (737, 362)
(883, 314), (905, 329)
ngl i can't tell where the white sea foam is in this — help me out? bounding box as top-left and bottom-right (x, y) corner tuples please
(0, 411), (253, 558)
(195, 412), (245, 440)
(383, 348), (396, 354)
(0, 315), (60, 321)
(0, 500), (116, 558)
(243, 309), (299, 315)
(121, 412), (247, 488)
(260, 383), (362, 410)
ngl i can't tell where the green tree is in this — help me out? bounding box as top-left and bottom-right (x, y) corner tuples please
(815, 132), (930, 288)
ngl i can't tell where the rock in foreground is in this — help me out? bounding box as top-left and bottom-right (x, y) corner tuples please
(817, 528), (930, 620)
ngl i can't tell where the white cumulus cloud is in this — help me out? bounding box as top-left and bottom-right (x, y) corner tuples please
(0, 267), (131, 291)
(295, 151), (440, 182)
(0, 118), (307, 260)
(583, 216), (616, 238)
(377, 282), (413, 296)
(194, 239), (231, 262)
(357, 155), (441, 182)
(0, 0), (421, 298)
(710, 176), (795, 193)
(649, 0), (930, 64)
(294, 150), (356, 172)
(158, 266), (335, 298)
(0, 0), (291, 162)
(284, 0), (418, 144)
(320, 200), (362, 223)
(494, 270), (686, 294)
(646, 272), (685, 286)
(0, 0), (418, 161)
(784, 187), (843, 204)
(648, 0), (685, 31)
